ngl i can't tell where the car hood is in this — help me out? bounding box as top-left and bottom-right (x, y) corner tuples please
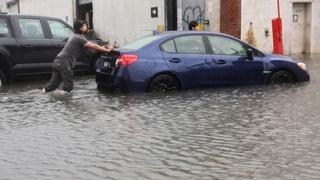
(265, 54), (298, 63)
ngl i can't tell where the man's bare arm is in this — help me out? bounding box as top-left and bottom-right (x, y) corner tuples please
(84, 42), (113, 53)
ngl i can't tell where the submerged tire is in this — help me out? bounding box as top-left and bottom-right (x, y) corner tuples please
(148, 74), (180, 93)
(269, 71), (295, 84)
(0, 69), (7, 88)
(89, 56), (99, 74)
(97, 84), (106, 91)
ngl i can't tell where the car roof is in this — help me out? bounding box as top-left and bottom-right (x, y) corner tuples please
(0, 13), (61, 20)
(155, 31), (239, 40)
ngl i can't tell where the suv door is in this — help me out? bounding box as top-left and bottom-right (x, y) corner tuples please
(161, 35), (215, 88)
(46, 19), (73, 54)
(46, 19), (88, 71)
(0, 17), (18, 65)
(206, 35), (265, 85)
(15, 17), (52, 74)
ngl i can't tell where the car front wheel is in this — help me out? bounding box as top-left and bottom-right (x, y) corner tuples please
(148, 74), (180, 93)
(269, 71), (295, 84)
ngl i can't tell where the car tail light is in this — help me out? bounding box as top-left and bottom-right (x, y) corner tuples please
(117, 54), (138, 66)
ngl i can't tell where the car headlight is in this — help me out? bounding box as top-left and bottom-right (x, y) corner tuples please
(297, 63), (307, 71)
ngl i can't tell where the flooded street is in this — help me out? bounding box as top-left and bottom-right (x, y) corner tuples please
(0, 54), (320, 179)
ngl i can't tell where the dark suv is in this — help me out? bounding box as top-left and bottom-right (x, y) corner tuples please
(0, 13), (107, 87)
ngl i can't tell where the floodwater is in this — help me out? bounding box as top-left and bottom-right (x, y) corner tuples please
(0, 54), (319, 179)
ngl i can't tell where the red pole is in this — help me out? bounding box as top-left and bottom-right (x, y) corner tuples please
(272, 0), (283, 54)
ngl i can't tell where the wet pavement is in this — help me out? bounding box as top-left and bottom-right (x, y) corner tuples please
(0, 54), (320, 179)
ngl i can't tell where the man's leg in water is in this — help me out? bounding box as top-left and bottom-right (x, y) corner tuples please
(61, 66), (74, 93)
(43, 69), (62, 93)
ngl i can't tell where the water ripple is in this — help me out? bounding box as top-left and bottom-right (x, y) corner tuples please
(0, 55), (320, 179)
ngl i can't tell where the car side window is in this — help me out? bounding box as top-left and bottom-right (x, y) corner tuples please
(161, 40), (176, 53)
(48, 20), (74, 40)
(174, 35), (207, 54)
(208, 35), (247, 56)
(0, 19), (11, 37)
(18, 18), (45, 39)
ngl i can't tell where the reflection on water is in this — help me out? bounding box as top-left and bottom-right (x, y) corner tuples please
(0, 54), (320, 179)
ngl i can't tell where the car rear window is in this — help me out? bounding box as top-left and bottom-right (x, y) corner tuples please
(122, 35), (161, 50)
(0, 19), (11, 37)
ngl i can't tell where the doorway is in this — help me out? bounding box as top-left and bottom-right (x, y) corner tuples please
(165, 0), (177, 31)
(291, 3), (312, 54)
(76, 0), (93, 30)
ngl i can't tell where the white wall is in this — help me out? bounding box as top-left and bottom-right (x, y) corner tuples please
(241, 0), (277, 54)
(93, 0), (165, 47)
(310, 0), (320, 53)
(205, 0), (220, 32)
(19, 0), (75, 26)
(241, 0), (320, 55)
(0, 0), (7, 12)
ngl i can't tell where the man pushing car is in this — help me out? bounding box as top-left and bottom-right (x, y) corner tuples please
(42, 20), (113, 95)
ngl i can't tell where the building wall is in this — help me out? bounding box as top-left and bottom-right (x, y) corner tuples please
(180, 0), (205, 30)
(93, 0), (165, 46)
(241, 0), (320, 54)
(5, 0), (319, 54)
(0, 0), (7, 12)
(220, 0), (241, 38)
(205, 0), (220, 32)
(177, 0), (220, 32)
(18, 0), (75, 25)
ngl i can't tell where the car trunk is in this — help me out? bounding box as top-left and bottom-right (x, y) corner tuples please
(96, 50), (121, 74)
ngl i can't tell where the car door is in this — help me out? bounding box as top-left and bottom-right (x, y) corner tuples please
(161, 35), (215, 88)
(46, 19), (90, 71)
(15, 17), (53, 74)
(0, 17), (18, 65)
(46, 19), (73, 56)
(206, 35), (266, 85)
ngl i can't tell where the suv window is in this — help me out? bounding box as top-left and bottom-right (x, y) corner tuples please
(0, 19), (10, 37)
(174, 35), (206, 54)
(18, 18), (45, 39)
(208, 35), (247, 56)
(48, 20), (73, 40)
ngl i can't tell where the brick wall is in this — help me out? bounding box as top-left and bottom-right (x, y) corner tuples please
(220, 0), (241, 38)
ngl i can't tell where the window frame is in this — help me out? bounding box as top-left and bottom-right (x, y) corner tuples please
(160, 34), (210, 55)
(17, 17), (47, 40)
(45, 18), (74, 40)
(160, 39), (177, 53)
(205, 34), (265, 57)
(0, 18), (12, 37)
(206, 34), (248, 57)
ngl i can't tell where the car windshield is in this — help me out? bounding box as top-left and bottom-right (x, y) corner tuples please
(121, 35), (161, 50)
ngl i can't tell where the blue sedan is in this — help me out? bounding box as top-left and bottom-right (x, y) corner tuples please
(95, 31), (310, 92)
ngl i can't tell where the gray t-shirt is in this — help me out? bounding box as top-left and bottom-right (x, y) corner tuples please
(57, 34), (89, 68)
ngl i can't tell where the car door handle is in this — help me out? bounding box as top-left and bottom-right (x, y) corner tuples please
(55, 44), (64, 48)
(216, 60), (226, 65)
(169, 58), (181, 63)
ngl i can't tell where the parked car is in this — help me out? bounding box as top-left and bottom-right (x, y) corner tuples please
(95, 31), (310, 93)
(0, 13), (108, 87)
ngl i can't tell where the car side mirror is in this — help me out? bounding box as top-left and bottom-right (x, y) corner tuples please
(247, 48), (254, 61)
